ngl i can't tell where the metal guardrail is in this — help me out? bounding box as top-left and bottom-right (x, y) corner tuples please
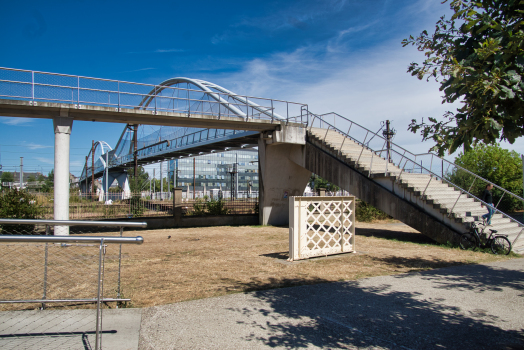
(81, 128), (258, 180)
(307, 111), (524, 247)
(0, 219), (146, 350)
(0, 66), (308, 123)
(0, 219), (147, 228)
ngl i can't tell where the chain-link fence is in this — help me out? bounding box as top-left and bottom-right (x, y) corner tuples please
(181, 197), (259, 216)
(0, 219), (145, 350)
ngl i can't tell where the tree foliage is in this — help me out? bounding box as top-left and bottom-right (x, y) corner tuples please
(403, 0), (524, 155)
(41, 170), (54, 193)
(446, 143), (523, 212)
(127, 166), (150, 193)
(0, 189), (42, 234)
(308, 174), (340, 193)
(1, 172), (14, 183)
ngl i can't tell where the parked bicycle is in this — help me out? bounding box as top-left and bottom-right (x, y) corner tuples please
(459, 222), (512, 255)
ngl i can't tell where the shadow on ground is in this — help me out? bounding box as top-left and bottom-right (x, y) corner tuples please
(228, 264), (524, 350)
(356, 226), (436, 244)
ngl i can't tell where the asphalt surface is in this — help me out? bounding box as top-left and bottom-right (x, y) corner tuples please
(1, 259), (523, 349)
(138, 259), (524, 350)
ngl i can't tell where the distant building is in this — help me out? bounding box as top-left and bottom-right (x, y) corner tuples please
(168, 148), (259, 198)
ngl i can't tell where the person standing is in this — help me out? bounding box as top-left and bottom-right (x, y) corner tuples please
(481, 184), (494, 225)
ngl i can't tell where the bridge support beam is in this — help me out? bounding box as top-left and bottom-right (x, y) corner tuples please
(101, 171), (131, 201)
(53, 116), (73, 235)
(258, 126), (311, 226)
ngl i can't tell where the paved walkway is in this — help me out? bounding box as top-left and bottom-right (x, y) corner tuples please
(1, 259), (523, 349)
(138, 259), (524, 350)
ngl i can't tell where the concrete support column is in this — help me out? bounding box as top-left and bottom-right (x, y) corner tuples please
(258, 126), (311, 226)
(53, 116), (73, 235)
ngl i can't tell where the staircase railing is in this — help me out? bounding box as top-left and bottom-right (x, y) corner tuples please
(306, 111), (524, 247)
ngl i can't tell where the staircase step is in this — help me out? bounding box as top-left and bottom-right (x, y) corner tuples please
(307, 127), (524, 251)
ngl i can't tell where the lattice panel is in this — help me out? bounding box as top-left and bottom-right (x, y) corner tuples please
(289, 196), (355, 261)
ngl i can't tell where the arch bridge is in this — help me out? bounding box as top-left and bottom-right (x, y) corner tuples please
(1, 67), (524, 253)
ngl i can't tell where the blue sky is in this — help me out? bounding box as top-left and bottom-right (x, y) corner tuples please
(1, 0), (522, 177)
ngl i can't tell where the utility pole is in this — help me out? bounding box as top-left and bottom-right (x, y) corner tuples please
(160, 161), (163, 200)
(85, 156), (88, 196)
(166, 161), (170, 197)
(382, 120), (396, 176)
(133, 124), (138, 187)
(235, 153), (238, 199)
(19, 157), (23, 189)
(193, 157), (196, 200)
(91, 140), (95, 195)
(105, 152), (109, 203)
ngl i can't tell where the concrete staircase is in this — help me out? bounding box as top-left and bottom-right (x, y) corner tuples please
(306, 127), (524, 253)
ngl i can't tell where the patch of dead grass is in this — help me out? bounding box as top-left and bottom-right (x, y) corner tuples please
(115, 221), (519, 308)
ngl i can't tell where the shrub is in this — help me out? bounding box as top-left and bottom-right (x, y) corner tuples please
(206, 198), (229, 215)
(0, 189), (43, 234)
(355, 200), (390, 222)
(130, 194), (146, 217)
(192, 198), (206, 216)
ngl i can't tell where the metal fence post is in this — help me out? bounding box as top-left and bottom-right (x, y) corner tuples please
(95, 238), (105, 350)
(117, 226), (123, 307)
(31, 71), (35, 102)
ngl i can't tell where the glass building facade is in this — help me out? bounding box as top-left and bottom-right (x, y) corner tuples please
(168, 148), (259, 198)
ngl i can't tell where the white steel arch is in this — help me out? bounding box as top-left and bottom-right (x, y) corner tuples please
(138, 77), (285, 120)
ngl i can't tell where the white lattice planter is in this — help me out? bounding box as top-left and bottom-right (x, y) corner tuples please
(289, 196), (355, 261)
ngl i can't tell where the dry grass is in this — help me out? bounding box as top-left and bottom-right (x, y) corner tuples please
(115, 221), (519, 308)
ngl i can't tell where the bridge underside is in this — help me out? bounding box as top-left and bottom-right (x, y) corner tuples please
(93, 132), (260, 177)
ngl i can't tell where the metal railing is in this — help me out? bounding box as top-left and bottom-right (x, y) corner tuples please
(81, 128), (259, 180)
(307, 111), (524, 247)
(0, 219), (145, 350)
(0, 66), (308, 124)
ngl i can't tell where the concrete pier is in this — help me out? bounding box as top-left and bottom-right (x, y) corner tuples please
(53, 116), (73, 235)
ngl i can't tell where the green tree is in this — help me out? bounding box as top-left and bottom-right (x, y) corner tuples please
(27, 175), (36, 182)
(446, 143), (523, 212)
(308, 174), (340, 193)
(1, 172), (14, 183)
(403, 0), (524, 156)
(0, 189), (42, 234)
(41, 170), (54, 193)
(127, 167), (150, 217)
(128, 167), (149, 193)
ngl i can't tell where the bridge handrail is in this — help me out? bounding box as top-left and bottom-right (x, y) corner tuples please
(307, 111), (524, 246)
(0, 218), (147, 228)
(307, 111), (524, 206)
(80, 127), (255, 180)
(0, 66), (307, 121)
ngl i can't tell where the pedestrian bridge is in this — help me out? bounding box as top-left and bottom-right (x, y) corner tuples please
(1, 67), (523, 252)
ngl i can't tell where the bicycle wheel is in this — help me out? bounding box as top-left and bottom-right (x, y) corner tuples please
(460, 233), (478, 251)
(491, 236), (511, 255)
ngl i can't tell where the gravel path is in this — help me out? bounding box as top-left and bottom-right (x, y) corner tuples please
(138, 258), (524, 350)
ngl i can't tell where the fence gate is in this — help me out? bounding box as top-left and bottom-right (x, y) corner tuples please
(289, 196), (355, 261)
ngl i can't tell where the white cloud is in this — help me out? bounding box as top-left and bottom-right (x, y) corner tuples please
(121, 67), (156, 73)
(25, 143), (52, 150)
(154, 49), (185, 53)
(209, 16), (523, 159)
(0, 117), (33, 126)
(34, 157), (54, 165)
